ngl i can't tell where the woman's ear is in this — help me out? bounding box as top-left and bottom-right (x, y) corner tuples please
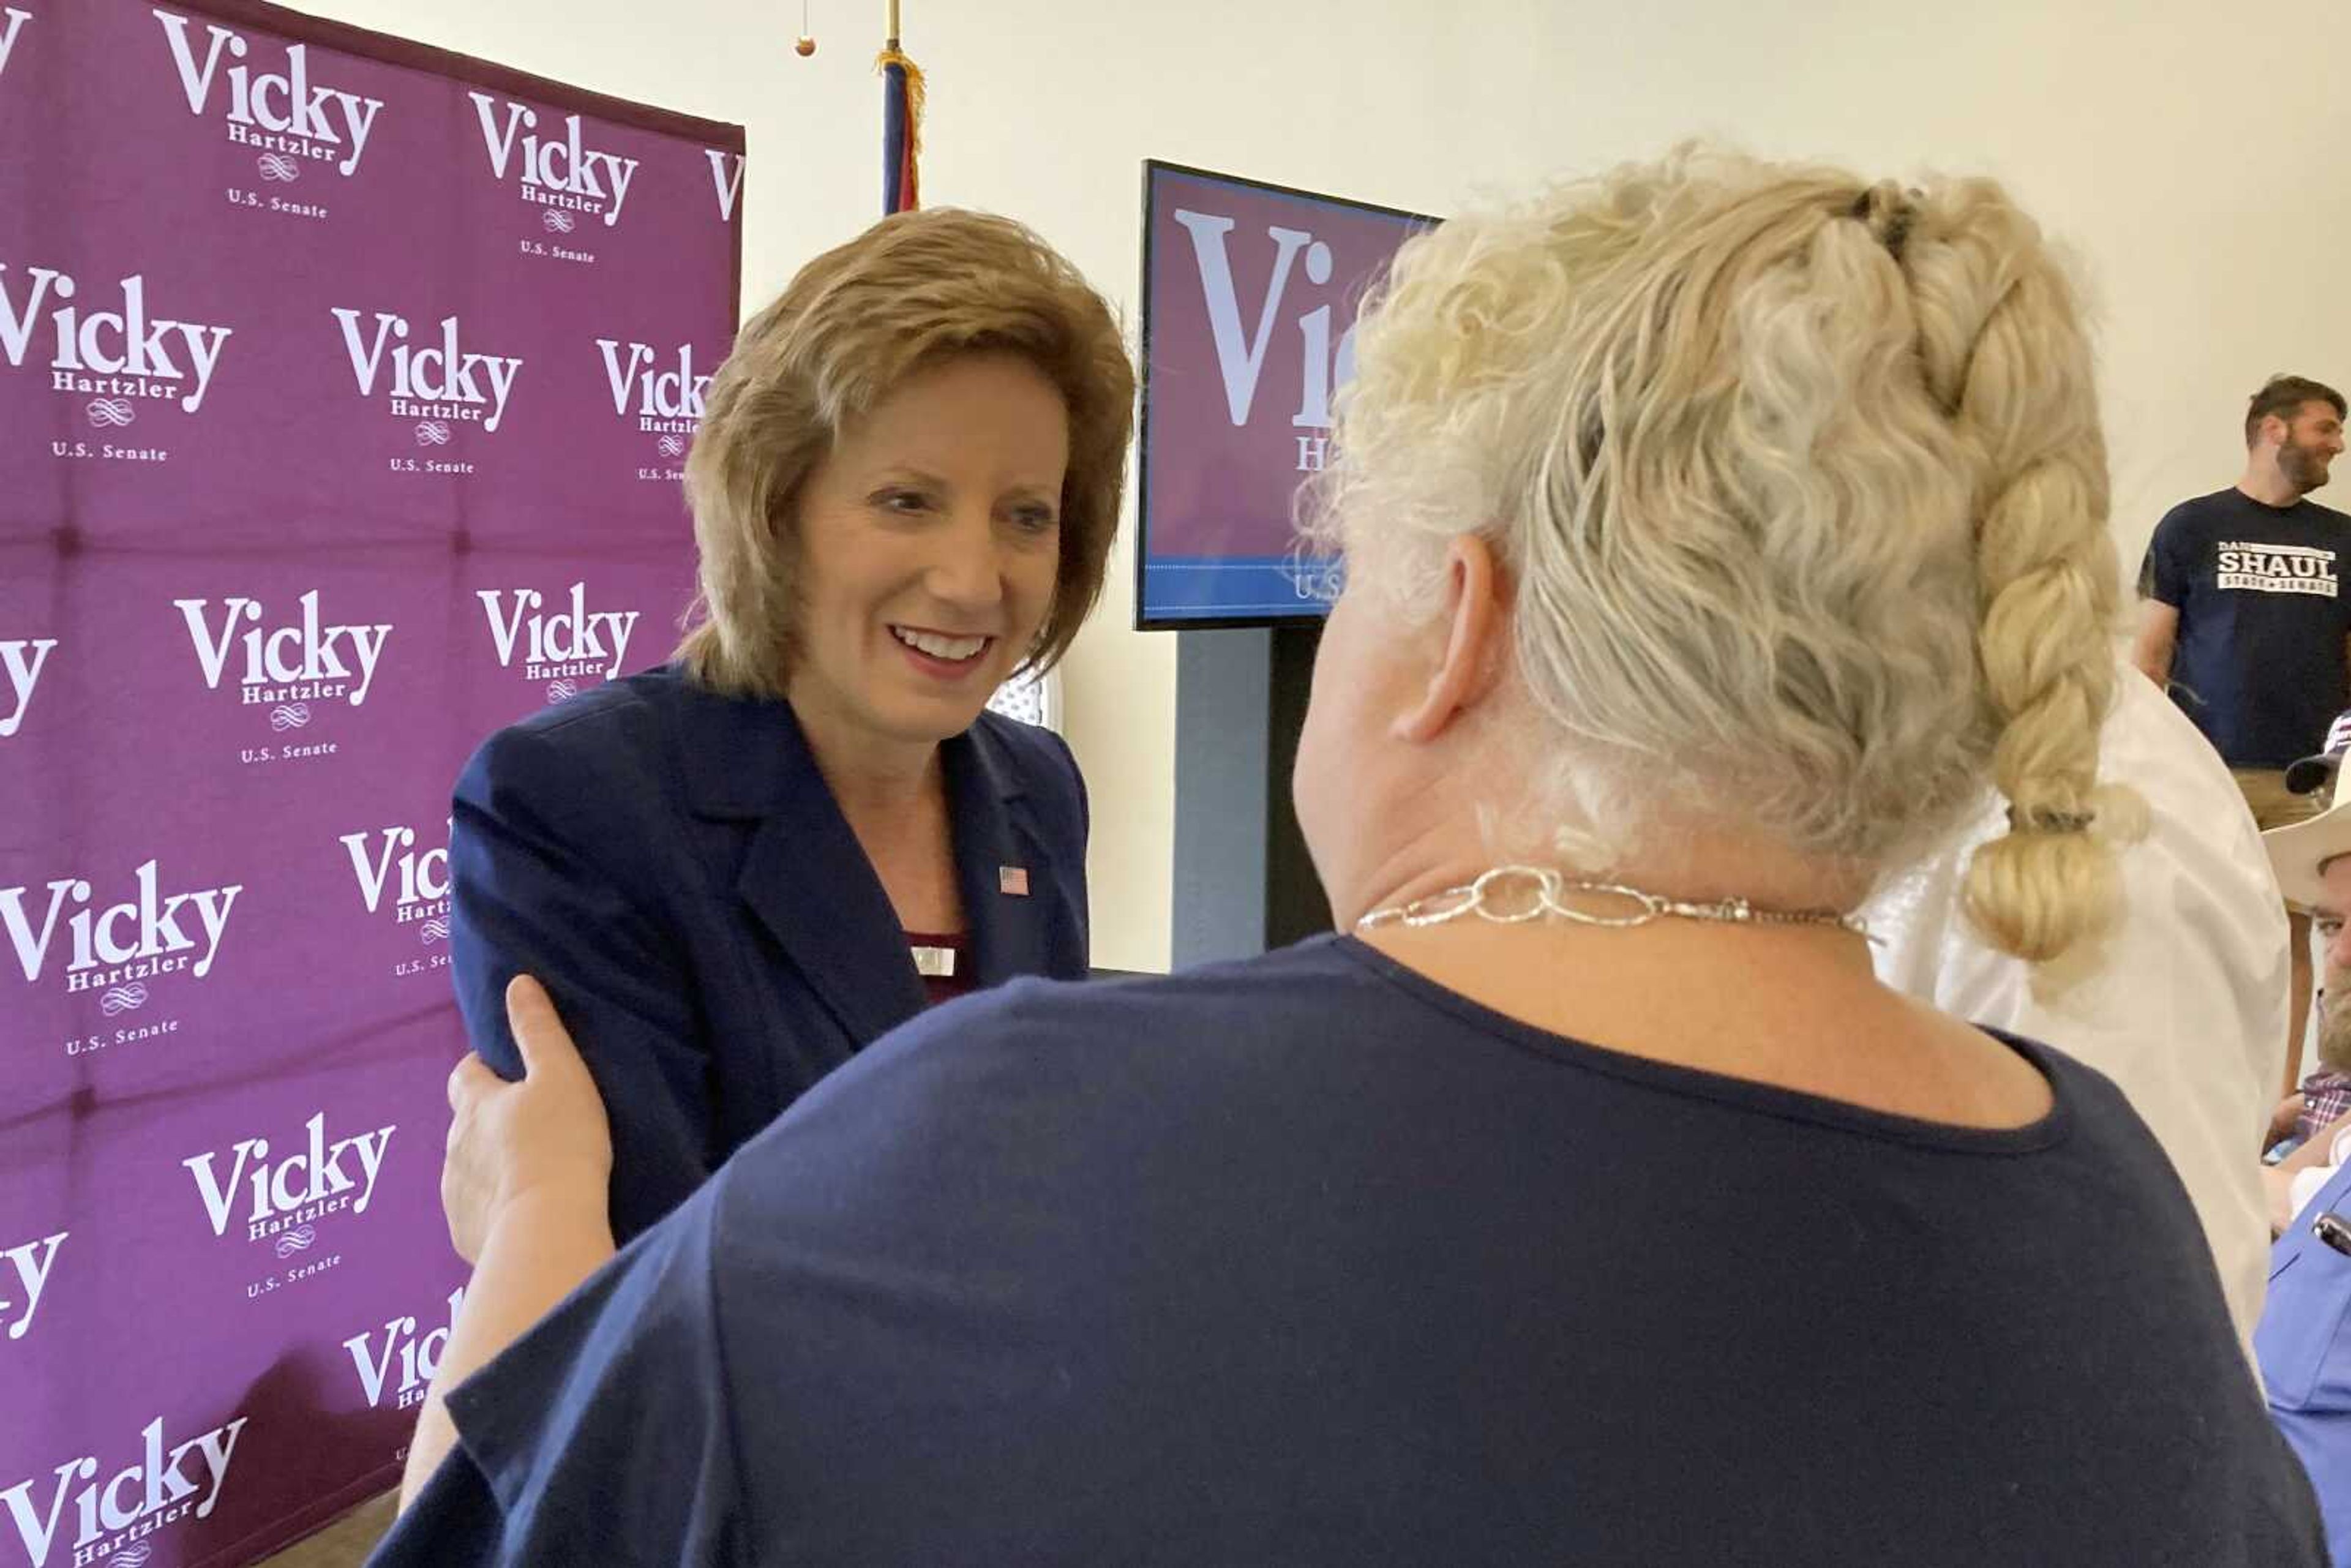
(1393, 534), (1508, 744)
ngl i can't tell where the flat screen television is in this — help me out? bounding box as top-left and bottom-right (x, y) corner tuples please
(1134, 160), (1438, 629)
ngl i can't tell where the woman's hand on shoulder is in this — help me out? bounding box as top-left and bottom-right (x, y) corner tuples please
(443, 976), (615, 1263)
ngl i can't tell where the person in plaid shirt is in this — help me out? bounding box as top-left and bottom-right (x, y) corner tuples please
(2300, 1068), (2351, 1146)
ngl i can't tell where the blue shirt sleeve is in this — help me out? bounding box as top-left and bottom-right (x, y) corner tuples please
(2145, 506), (2199, 609)
(2260, 1166), (2351, 1566)
(367, 1185), (754, 1568)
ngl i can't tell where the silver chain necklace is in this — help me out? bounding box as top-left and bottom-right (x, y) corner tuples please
(1355, 865), (1870, 940)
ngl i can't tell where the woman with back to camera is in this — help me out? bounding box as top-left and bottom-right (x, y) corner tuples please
(442, 208), (1134, 1247)
(383, 151), (2323, 1565)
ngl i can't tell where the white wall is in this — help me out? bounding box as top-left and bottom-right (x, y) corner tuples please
(299, 0), (2351, 971)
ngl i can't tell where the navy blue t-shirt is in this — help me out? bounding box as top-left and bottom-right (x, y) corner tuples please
(2143, 488), (2351, 766)
(375, 937), (2320, 1567)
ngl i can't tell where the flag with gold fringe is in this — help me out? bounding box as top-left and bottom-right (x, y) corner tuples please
(878, 20), (923, 214)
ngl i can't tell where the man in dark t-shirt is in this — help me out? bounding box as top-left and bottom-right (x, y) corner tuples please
(2137, 372), (2351, 1093)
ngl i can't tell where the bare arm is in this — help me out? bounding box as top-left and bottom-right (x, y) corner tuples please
(2278, 1108), (2351, 1180)
(399, 978), (620, 1509)
(400, 1190), (615, 1507)
(2262, 1108), (2351, 1235)
(2132, 599), (2180, 689)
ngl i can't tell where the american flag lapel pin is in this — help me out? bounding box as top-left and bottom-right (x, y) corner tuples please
(999, 865), (1030, 897)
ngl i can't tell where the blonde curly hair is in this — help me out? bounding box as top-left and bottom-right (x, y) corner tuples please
(1311, 149), (2134, 963)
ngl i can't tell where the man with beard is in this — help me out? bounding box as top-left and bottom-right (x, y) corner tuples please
(2287, 716), (2351, 1150)
(2258, 737), (2351, 1564)
(2138, 374), (2351, 1091)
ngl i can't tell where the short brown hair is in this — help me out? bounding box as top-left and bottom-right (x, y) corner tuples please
(2245, 374), (2347, 447)
(678, 209), (1135, 697)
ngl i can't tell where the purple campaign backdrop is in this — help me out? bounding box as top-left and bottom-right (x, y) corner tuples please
(1136, 163), (1433, 626)
(0, 4), (743, 1564)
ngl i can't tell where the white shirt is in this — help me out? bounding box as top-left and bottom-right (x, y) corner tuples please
(1865, 658), (2285, 1359)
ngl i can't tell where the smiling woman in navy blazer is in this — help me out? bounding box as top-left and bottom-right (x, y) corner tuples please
(447, 209), (1134, 1242)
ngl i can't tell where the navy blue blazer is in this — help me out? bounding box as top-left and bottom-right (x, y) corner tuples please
(447, 664), (1090, 1242)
